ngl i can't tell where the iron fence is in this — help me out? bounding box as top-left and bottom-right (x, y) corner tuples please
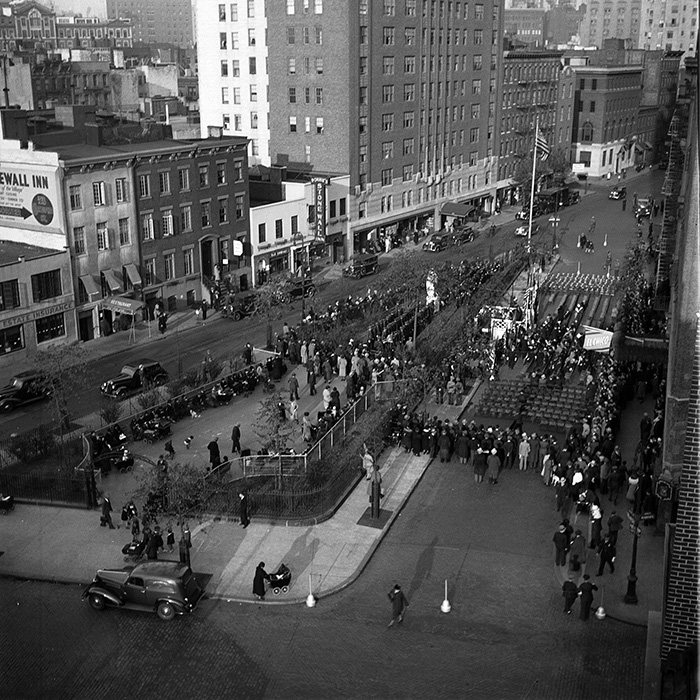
(0, 469), (88, 506)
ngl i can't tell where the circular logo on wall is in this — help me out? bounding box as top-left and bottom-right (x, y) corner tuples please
(32, 193), (54, 226)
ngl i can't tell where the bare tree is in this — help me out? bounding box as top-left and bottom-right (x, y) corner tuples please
(252, 278), (291, 349)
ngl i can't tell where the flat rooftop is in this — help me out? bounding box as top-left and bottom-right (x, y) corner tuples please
(0, 239), (62, 267)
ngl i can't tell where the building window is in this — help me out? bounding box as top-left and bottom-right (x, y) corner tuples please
(201, 201), (211, 227)
(96, 222), (109, 250)
(316, 57), (323, 74)
(472, 79), (482, 94)
(219, 198), (228, 223)
(235, 194), (244, 219)
(183, 248), (194, 275)
(289, 87), (297, 103)
(590, 100), (596, 113)
(233, 87), (241, 103)
(359, 144), (367, 163)
(287, 0), (295, 13)
(382, 113), (394, 130)
(316, 117), (324, 134)
(144, 258), (156, 286)
(217, 163), (227, 185)
(383, 56), (395, 74)
(232, 60), (240, 76)
(247, 0), (255, 17)
(405, 27), (416, 44)
(231, 31), (239, 48)
(162, 210), (174, 237)
(0, 279), (20, 310)
(405, 0), (416, 15)
(404, 56), (416, 73)
(581, 122), (593, 142)
(221, 86), (229, 104)
(475, 3), (484, 19)
(305, 87), (311, 103)
(180, 205), (192, 231)
(471, 103), (480, 119)
(288, 57), (296, 74)
(382, 141), (394, 159)
(69, 185), (82, 210)
(470, 127), (479, 142)
(359, 201), (367, 218)
(179, 168), (190, 191)
(275, 219), (283, 239)
(384, 0), (395, 15)
(249, 84), (258, 101)
(31, 269), (62, 303)
(404, 83), (415, 100)
(220, 32), (227, 49)
(221, 60), (229, 77)
(315, 26), (322, 43)
(141, 213), (154, 240)
(258, 222), (266, 243)
(73, 226), (86, 254)
(474, 29), (483, 44)
(287, 27), (295, 43)
(289, 116), (297, 132)
(383, 27), (395, 45)
(138, 174), (150, 198)
(115, 178), (127, 202)
(359, 116), (368, 133)
(314, 0), (323, 12)
(380, 195), (393, 212)
(118, 218), (130, 245)
(35, 313), (65, 343)
(164, 253), (175, 281)
(158, 171), (171, 194)
(223, 114), (231, 130)
(403, 111), (414, 128)
(403, 163), (415, 181)
(382, 85), (394, 102)
(219, 4), (226, 20)
(199, 165), (209, 188)
(92, 181), (105, 206)
(303, 26), (310, 43)
(248, 28), (255, 45)
(473, 54), (482, 70)
(403, 137), (415, 155)
(381, 168), (393, 186)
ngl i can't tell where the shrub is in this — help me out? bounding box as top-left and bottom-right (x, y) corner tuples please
(97, 397), (122, 426)
(136, 388), (161, 411)
(6, 426), (56, 464)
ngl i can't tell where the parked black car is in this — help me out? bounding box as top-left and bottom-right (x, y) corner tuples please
(100, 359), (168, 398)
(422, 232), (450, 252)
(0, 371), (51, 412)
(450, 227), (474, 245)
(284, 278), (316, 299)
(82, 560), (204, 621)
(221, 293), (256, 321)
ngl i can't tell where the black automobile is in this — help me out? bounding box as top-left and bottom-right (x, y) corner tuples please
(0, 371), (51, 412)
(422, 232), (450, 252)
(634, 198), (652, 218)
(222, 293), (256, 321)
(450, 227), (474, 245)
(285, 278), (316, 299)
(100, 359), (168, 398)
(83, 560), (204, 621)
(609, 186), (627, 200)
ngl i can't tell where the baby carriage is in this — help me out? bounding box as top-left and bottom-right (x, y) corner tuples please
(268, 563), (292, 595)
(122, 538), (146, 563)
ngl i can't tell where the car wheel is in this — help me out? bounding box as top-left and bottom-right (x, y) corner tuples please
(157, 601), (176, 621)
(89, 594), (106, 611)
(273, 587), (280, 595)
(282, 586), (289, 593)
(232, 310), (242, 321)
(116, 389), (127, 398)
(305, 287), (316, 297)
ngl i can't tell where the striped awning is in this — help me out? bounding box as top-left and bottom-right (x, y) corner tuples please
(125, 263), (142, 286)
(102, 269), (121, 293)
(79, 274), (100, 298)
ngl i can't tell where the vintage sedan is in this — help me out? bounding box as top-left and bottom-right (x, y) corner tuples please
(82, 560), (204, 621)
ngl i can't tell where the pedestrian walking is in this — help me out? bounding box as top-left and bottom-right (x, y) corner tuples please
(289, 398), (299, 423)
(387, 584), (409, 627)
(596, 535), (616, 576)
(100, 494), (115, 529)
(607, 510), (623, 545)
(166, 524), (175, 552)
(578, 574), (598, 621)
(145, 526), (163, 560)
(184, 435), (194, 449)
(302, 412), (313, 442)
(253, 562), (270, 600)
(231, 423), (241, 454)
(361, 444), (375, 480)
(164, 439), (175, 459)
(288, 373), (300, 401)
(568, 554), (582, 583)
(207, 437), (221, 468)
(322, 385), (332, 410)
(239, 492), (250, 528)
(562, 575), (579, 614)
(553, 524), (568, 566)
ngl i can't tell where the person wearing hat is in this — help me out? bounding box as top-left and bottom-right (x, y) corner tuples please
(473, 447), (487, 483)
(577, 574), (598, 621)
(207, 436), (221, 469)
(553, 524), (569, 566)
(486, 447), (501, 485)
(518, 434), (531, 471)
(562, 574), (579, 614)
(387, 583), (409, 628)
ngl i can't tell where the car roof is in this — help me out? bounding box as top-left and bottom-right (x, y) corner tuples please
(133, 358), (161, 366)
(132, 561), (188, 578)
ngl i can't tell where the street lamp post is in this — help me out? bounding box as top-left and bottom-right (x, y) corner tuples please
(624, 513), (641, 604)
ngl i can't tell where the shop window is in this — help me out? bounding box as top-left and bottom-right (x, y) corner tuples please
(0, 279), (20, 310)
(35, 312), (66, 343)
(0, 324), (23, 353)
(31, 269), (62, 303)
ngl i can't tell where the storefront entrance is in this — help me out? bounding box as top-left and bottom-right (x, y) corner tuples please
(78, 311), (95, 342)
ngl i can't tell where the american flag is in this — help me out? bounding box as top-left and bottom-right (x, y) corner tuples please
(535, 132), (550, 161)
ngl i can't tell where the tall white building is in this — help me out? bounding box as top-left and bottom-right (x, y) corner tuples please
(639, 0), (697, 58)
(196, 0), (271, 165)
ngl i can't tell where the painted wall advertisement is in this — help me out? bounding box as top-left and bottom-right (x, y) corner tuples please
(0, 165), (60, 230)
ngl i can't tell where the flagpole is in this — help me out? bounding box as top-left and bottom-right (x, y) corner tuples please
(527, 116), (540, 257)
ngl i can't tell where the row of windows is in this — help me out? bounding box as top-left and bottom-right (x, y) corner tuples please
(288, 86), (323, 104)
(138, 162), (243, 198)
(69, 179), (128, 210)
(220, 57), (258, 77)
(286, 0), (323, 14)
(142, 248), (196, 285)
(287, 57), (323, 75)
(0, 271), (63, 310)
(379, 26), (489, 46)
(370, 53), (488, 76)
(219, 29), (259, 49)
(289, 116), (324, 133)
(73, 218), (132, 254)
(218, 1), (257, 21)
(257, 215), (299, 243)
(222, 85), (258, 103)
(286, 25), (323, 44)
(356, 174), (483, 219)
(359, 78), (489, 110)
(359, 0), (487, 21)
(358, 103), (490, 135)
(0, 312), (65, 348)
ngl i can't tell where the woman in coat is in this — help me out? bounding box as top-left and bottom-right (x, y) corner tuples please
(486, 448), (501, 485)
(253, 562), (269, 600)
(455, 430), (470, 464)
(437, 430), (451, 463)
(473, 448), (487, 483)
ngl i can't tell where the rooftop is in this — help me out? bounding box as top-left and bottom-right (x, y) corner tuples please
(0, 239), (62, 267)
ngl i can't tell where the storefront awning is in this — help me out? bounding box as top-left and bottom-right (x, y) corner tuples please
(102, 269), (122, 293)
(101, 296), (143, 314)
(124, 263), (142, 287)
(440, 202), (476, 218)
(79, 274), (100, 298)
